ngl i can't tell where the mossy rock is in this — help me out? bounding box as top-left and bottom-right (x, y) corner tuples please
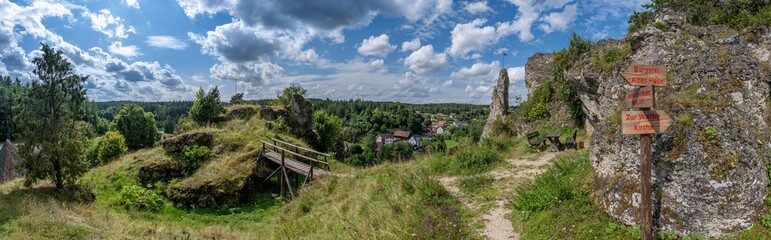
(225, 105), (258, 120)
(165, 150), (269, 208)
(136, 152), (185, 185)
(162, 131), (214, 154)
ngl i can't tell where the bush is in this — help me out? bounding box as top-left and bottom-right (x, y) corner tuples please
(526, 102), (550, 122)
(377, 141), (413, 162)
(176, 145), (213, 170)
(86, 131), (128, 166)
(118, 185), (165, 211)
(111, 104), (160, 150)
(762, 215), (771, 228)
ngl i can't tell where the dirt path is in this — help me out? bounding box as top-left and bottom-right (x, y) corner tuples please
(437, 151), (563, 240)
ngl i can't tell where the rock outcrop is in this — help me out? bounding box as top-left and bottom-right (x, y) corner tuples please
(525, 53), (554, 97)
(525, 12), (771, 237)
(225, 105), (257, 120)
(481, 68), (510, 139)
(162, 131), (214, 154)
(286, 94), (320, 148)
(0, 140), (22, 183)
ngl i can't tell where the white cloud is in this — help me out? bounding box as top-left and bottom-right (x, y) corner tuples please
(508, 66), (526, 83)
(370, 59), (384, 68)
(210, 62), (283, 86)
(146, 35), (188, 50)
(539, 4), (578, 33)
(357, 34), (396, 57)
(124, 0), (140, 9)
(465, 1), (491, 14)
(449, 19), (496, 58)
(84, 9), (136, 39)
(404, 45), (447, 74)
(496, 0), (540, 42)
(401, 38), (421, 52)
(108, 41), (141, 58)
(451, 61), (500, 80)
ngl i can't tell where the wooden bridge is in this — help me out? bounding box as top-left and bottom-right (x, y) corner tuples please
(260, 138), (330, 198)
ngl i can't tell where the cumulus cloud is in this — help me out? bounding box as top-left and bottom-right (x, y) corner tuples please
(209, 62), (283, 86)
(124, 0), (140, 9)
(465, 1), (491, 14)
(146, 35), (188, 50)
(108, 41), (141, 58)
(404, 45), (447, 74)
(370, 59), (384, 68)
(189, 21), (283, 63)
(357, 34), (396, 57)
(401, 38), (421, 52)
(449, 19), (496, 58)
(508, 66), (526, 83)
(84, 9), (136, 39)
(539, 4), (578, 33)
(451, 61), (500, 80)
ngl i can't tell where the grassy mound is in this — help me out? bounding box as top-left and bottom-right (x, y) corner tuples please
(273, 162), (475, 239)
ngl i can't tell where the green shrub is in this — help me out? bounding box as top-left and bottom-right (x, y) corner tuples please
(377, 141), (413, 162)
(762, 215), (771, 228)
(526, 103), (550, 122)
(86, 131), (128, 166)
(118, 185), (165, 211)
(176, 145), (213, 169)
(703, 126), (718, 144)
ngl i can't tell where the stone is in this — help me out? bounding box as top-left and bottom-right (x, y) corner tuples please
(481, 68), (510, 139)
(286, 94), (320, 148)
(534, 12), (771, 237)
(162, 131), (214, 154)
(225, 105), (257, 120)
(525, 53), (554, 97)
(0, 140), (22, 183)
(259, 106), (276, 121)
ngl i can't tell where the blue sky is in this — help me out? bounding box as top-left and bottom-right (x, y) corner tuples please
(0, 0), (648, 104)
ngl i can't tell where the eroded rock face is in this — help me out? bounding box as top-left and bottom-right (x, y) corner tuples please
(550, 12), (771, 237)
(525, 53), (554, 97)
(0, 140), (22, 183)
(286, 94), (320, 148)
(162, 131), (214, 154)
(481, 69), (509, 139)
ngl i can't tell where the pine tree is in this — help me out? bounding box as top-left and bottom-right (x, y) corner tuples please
(189, 87), (223, 125)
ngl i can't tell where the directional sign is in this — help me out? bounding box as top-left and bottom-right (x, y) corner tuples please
(625, 86), (654, 108)
(621, 110), (672, 135)
(622, 65), (667, 86)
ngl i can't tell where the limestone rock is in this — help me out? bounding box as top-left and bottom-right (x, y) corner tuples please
(137, 152), (185, 185)
(225, 105), (257, 120)
(162, 131), (214, 154)
(259, 106), (276, 121)
(0, 140), (22, 183)
(542, 12), (771, 237)
(286, 94), (320, 148)
(481, 68), (510, 139)
(525, 53), (554, 97)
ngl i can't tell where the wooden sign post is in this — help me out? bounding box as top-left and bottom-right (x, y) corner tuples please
(621, 64), (670, 240)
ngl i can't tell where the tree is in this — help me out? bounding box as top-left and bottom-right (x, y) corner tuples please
(230, 92), (244, 105)
(86, 130), (128, 166)
(189, 87), (224, 125)
(276, 83), (306, 105)
(14, 44), (89, 189)
(0, 76), (25, 141)
(313, 110), (342, 152)
(111, 104), (160, 150)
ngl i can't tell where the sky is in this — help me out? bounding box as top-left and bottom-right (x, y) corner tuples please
(0, 0), (649, 104)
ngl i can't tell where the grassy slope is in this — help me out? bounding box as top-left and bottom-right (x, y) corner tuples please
(0, 104), (476, 239)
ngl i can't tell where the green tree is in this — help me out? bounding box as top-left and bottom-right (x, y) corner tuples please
(230, 92), (244, 105)
(14, 44), (89, 189)
(276, 83), (307, 105)
(86, 130), (128, 166)
(313, 110), (342, 152)
(189, 87), (224, 125)
(111, 104), (160, 150)
(0, 76), (25, 141)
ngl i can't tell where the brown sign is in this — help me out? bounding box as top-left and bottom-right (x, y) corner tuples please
(622, 65), (667, 86)
(621, 110), (672, 135)
(625, 86), (654, 108)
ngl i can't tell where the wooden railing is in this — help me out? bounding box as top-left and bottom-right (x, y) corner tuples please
(269, 138), (330, 171)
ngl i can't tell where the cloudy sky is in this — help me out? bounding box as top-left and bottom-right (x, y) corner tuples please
(0, 0), (648, 104)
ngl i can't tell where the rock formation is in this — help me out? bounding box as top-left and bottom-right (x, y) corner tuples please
(481, 68), (510, 139)
(286, 94), (320, 148)
(522, 12), (770, 237)
(525, 53), (554, 97)
(0, 140), (22, 183)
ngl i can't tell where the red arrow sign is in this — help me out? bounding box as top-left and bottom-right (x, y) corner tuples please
(621, 110), (672, 135)
(622, 65), (667, 86)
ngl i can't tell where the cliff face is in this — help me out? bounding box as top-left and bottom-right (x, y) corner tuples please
(525, 13), (771, 237)
(524, 53), (554, 97)
(481, 69), (509, 139)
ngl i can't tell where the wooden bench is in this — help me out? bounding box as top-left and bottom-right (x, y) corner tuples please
(564, 129), (578, 150)
(527, 131), (546, 148)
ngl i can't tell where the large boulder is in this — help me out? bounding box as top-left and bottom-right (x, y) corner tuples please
(286, 94), (320, 148)
(0, 140), (22, 183)
(165, 150), (269, 208)
(525, 53), (554, 97)
(162, 131), (214, 154)
(481, 69), (510, 139)
(136, 150), (185, 185)
(552, 12), (771, 237)
(225, 105), (257, 120)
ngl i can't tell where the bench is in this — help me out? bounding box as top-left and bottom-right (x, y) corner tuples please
(564, 129), (578, 150)
(527, 131), (546, 148)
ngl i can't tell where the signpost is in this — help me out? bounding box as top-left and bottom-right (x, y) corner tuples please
(621, 64), (670, 240)
(625, 86), (654, 108)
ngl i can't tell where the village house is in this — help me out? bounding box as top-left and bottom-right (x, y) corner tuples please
(376, 130), (422, 150)
(430, 120), (447, 134)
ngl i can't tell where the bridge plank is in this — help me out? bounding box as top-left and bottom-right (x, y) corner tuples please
(264, 151), (329, 176)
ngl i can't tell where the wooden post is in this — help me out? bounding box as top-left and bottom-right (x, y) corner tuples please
(640, 86), (655, 240)
(281, 150), (285, 198)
